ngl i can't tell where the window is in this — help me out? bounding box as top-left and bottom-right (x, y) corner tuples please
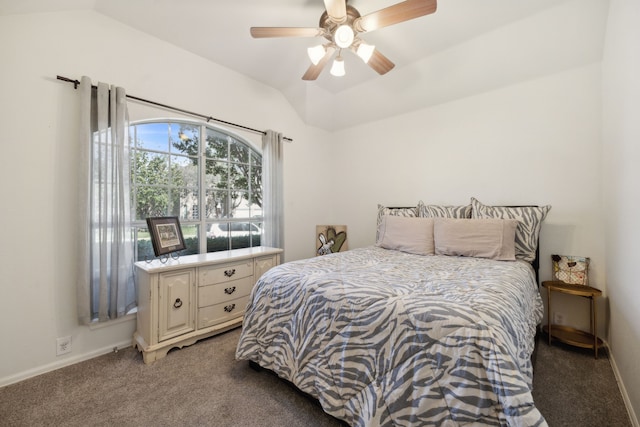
(130, 120), (262, 261)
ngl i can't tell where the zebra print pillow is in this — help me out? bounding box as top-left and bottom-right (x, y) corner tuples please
(417, 200), (472, 218)
(375, 204), (418, 243)
(471, 197), (551, 262)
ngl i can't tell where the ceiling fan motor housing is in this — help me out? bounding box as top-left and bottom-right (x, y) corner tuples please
(319, 5), (361, 45)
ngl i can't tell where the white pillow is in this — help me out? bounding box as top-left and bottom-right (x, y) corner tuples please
(434, 218), (518, 261)
(377, 215), (435, 256)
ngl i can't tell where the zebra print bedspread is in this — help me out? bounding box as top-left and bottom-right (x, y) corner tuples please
(236, 247), (546, 426)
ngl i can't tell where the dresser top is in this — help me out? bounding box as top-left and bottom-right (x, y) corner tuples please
(135, 246), (283, 273)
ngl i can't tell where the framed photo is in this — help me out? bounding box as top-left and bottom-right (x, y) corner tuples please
(146, 216), (186, 257)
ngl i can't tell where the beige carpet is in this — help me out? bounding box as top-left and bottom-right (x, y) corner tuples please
(0, 328), (632, 426)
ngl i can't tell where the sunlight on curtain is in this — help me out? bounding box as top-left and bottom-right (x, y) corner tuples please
(262, 130), (284, 253)
(77, 76), (136, 324)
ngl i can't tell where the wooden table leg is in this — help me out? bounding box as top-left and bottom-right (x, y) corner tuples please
(547, 288), (552, 345)
(592, 296), (598, 359)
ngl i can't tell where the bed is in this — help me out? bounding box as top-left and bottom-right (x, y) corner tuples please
(236, 198), (550, 426)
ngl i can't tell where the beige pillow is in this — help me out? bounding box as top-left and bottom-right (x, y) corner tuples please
(375, 204), (418, 242)
(434, 218), (518, 261)
(377, 215), (435, 256)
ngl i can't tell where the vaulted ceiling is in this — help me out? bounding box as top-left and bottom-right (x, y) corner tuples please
(0, 0), (608, 130)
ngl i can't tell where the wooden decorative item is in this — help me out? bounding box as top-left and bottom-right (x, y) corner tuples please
(316, 225), (348, 256)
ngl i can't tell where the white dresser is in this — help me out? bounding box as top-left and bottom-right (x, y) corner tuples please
(133, 246), (282, 363)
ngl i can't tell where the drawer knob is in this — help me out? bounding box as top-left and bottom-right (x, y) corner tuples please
(173, 298), (183, 309)
(224, 304), (236, 313)
(224, 286), (236, 295)
(224, 268), (236, 277)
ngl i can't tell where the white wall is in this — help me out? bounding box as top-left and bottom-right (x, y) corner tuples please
(331, 62), (605, 335)
(0, 9), (332, 385)
(602, 0), (640, 423)
(305, 0), (609, 131)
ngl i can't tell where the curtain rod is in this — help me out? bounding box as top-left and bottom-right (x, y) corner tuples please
(56, 75), (293, 142)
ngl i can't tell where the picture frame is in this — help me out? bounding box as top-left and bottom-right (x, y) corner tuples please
(146, 216), (186, 257)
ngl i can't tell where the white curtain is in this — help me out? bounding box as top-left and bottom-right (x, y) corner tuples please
(262, 130), (284, 252)
(77, 76), (136, 324)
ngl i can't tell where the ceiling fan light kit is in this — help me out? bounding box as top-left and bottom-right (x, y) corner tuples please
(334, 25), (355, 48)
(307, 44), (327, 65)
(356, 42), (375, 64)
(250, 0), (437, 80)
(330, 56), (346, 77)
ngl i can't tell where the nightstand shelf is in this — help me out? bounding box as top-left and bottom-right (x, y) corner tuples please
(542, 280), (603, 358)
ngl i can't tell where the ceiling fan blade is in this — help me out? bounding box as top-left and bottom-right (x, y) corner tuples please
(367, 49), (395, 75)
(354, 0), (437, 33)
(302, 46), (336, 81)
(323, 0), (347, 23)
(250, 27), (326, 38)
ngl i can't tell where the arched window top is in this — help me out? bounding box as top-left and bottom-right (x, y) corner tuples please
(130, 117), (261, 156)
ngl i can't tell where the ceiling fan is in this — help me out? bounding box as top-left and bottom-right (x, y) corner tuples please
(250, 0), (437, 80)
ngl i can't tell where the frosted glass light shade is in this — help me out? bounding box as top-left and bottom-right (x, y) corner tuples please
(334, 25), (354, 48)
(307, 44), (326, 65)
(356, 42), (375, 63)
(330, 57), (345, 76)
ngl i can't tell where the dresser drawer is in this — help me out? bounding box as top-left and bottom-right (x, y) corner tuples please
(198, 295), (249, 329)
(255, 255), (278, 281)
(199, 261), (253, 286)
(198, 275), (253, 308)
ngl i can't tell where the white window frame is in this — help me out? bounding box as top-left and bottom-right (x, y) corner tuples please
(129, 118), (263, 259)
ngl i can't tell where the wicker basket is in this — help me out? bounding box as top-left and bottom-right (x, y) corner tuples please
(551, 254), (590, 285)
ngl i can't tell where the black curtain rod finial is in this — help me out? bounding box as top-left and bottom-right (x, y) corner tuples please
(57, 75), (80, 89)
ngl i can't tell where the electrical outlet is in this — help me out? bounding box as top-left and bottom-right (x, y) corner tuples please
(553, 312), (565, 325)
(56, 336), (72, 356)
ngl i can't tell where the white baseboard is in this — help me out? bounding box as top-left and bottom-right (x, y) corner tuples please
(0, 339), (133, 388)
(607, 341), (640, 427)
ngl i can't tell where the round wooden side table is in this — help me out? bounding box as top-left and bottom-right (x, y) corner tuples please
(542, 280), (603, 358)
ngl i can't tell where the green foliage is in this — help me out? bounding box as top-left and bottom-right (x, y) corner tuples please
(171, 124), (262, 218)
(136, 235), (261, 262)
(132, 150), (187, 219)
(136, 238), (155, 261)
